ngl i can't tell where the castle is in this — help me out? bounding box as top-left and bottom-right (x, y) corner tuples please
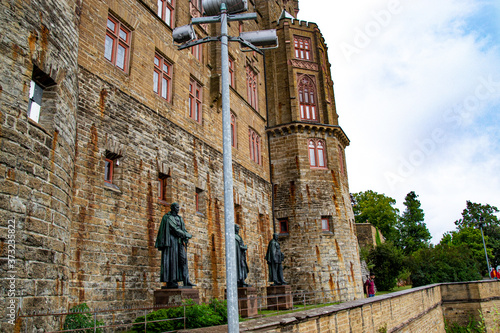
(0, 0), (363, 330)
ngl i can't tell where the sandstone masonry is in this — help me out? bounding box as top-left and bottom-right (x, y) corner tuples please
(0, 0), (362, 329)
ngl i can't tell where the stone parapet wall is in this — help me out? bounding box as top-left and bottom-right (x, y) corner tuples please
(231, 281), (500, 332)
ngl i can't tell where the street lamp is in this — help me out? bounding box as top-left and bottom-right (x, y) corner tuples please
(173, 1), (277, 331)
(477, 217), (492, 278)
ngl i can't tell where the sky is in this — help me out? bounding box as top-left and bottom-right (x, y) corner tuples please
(297, 0), (500, 243)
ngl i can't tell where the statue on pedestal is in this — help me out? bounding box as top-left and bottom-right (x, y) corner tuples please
(155, 202), (196, 288)
(235, 224), (249, 287)
(265, 233), (287, 285)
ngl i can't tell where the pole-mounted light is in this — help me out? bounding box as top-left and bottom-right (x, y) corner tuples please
(239, 29), (278, 48)
(203, 0), (248, 16)
(172, 24), (197, 44)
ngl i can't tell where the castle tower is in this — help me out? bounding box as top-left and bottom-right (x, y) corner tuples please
(265, 14), (364, 300)
(0, 0), (80, 330)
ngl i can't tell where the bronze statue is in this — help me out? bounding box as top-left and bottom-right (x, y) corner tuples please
(235, 224), (249, 287)
(155, 202), (196, 288)
(265, 233), (287, 285)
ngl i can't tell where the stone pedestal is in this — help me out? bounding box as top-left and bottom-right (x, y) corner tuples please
(154, 288), (200, 306)
(267, 285), (293, 310)
(225, 287), (258, 318)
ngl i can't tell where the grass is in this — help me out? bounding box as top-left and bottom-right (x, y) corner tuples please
(375, 285), (412, 296)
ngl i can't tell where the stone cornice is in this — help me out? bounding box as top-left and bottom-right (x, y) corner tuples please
(266, 122), (350, 147)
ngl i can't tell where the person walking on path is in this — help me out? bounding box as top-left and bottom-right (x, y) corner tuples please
(364, 273), (376, 297)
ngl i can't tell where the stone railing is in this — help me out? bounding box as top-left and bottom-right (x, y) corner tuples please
(232, 280), (500, 332)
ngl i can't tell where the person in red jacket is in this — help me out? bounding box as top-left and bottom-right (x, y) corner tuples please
(490, 267), (498, 280)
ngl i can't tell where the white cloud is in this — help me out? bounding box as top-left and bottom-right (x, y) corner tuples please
(298, 0), (500, 243)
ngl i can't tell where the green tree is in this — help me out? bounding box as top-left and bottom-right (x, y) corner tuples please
(408, 244), (482, 287)
(352, 190), (399, 242)
(396, 191), (431, 255)
(454, 201), (500, 269)
(367, 242), (404, 291)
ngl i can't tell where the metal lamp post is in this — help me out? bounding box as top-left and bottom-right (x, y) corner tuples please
(477, 217), (492, 278)
(172, 1), (277, 331)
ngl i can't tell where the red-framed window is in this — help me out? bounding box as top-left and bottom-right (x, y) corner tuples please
(308, 139), (327, 168)
(104, 15), (131, 72)
(298, 75), (317, 121)
(294, 36), (311, 60)
(231, 113), (237, 148)
(278, 218), (289, 234)
(154, 53), (172, 101)
(229, 56), (235, 87)
(189, 78), (202, 123)
(157, 0), (174, 27)
(191, 0), (203, 12)
(338, 145), (345, 175)
(104, 158), (114, 183)
(158, 175), (169, 201)
(321, 217), (330, 232)
(249, 129), (261, 165)
(191, 43), (202, 62)
(246, 65), (258, 110)
(239, 21), (243, 34)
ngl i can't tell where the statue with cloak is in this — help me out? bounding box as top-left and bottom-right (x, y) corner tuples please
(265, 233), (287, 285)
(155, 202), (195, 288)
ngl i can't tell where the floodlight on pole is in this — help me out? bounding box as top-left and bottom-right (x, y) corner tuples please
(172, 24), (197, 44)
(202, 0), (248, 16)
(239, 29), (278, 48)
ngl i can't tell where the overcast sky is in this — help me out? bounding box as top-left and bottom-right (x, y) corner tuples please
(297, 0), (500, 243)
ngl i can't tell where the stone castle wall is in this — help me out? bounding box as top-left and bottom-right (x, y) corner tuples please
(0, 0), (80, 331)
(1, 0), (363, 329)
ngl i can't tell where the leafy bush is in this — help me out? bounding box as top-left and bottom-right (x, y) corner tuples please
(131, 299), (228, 333)
(367, 242), (404, 291)
(63, 303), (104, 333)
(408, 244), (482, 287)
(444, 315), (485, 333)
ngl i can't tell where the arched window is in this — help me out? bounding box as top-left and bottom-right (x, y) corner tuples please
(246, 65), (258, 110)
(298, 75), (317, 121)
(308, 139), (326, 168)
(249, 129), (261, 165)
(231, 113), (237, 148)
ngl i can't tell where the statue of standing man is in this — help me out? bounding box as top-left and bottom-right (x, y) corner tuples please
(235, 225), (249, 287)
(265, 233), (287, 285)
(155, 202), (196, 288)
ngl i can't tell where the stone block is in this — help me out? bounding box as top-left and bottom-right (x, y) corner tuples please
(154, 288), (200, 306)
(266, 285), (293, 310)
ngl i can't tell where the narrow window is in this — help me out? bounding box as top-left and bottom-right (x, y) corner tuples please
(191, 43), (202, 62)
(229, 56), (235, 87)
(27, 66), (56, 124)
(278, 218), (289, 234)
(196, 188), (205, 214)
(308, 139), (327, 169)
(28, 81), (43, 122)
(189, 78), (202, 123)
(158, 173), (171, 202)
(338, 145), (345, 175)
(246, 65), (258, 110)
(104, 158), (114, 183)
(231, 113), (237, 148)
(321, 217), (331, 232)
(158, 0), (175, 27)
(294, 36), (311, 60)
(104, 15), (131, 72)
(249, 128), (261, 165)
(298, 75), (317, 121)
(154, 53), (172, 101)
